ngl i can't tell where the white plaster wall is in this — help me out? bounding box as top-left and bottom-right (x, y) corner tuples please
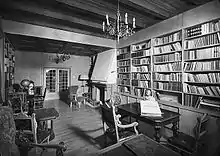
(14, 50), (90, 100)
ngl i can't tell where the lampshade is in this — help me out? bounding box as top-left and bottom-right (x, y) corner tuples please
(78, 75), (89, 81)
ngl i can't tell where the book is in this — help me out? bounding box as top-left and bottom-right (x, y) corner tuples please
(140, 100), (162, 117)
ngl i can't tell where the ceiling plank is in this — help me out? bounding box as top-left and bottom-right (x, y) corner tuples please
(8, 1), (102, 30)
(111, 0), (166, 20)
(55, 0), (149, 28)
(2, 20), (116, 48)
(125, 0), (174, 18)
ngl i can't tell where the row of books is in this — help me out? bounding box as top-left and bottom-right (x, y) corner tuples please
(185, 73), (220, 83)
(184, 60), (220, 71)
(184, 46), (220, 60)
(153, 73), (182, 82)
(186, 19), (220, 38)
(117, 60), (130, 67)
(132, 80), (150, 88)
(154, 62), (182, 72)
(117, 67), (130, 73)
(184, 85), (220, 96)
(131, 49), (151, 58)
(154, 42), (182, 54)
(154, 31), (182, 46)
(131, 41), (151, 51)
(132, 58), (150, 66)
(154, 52), (181, 63)
(132, 88), (145, 97)
(118, 86), (130, 93)
(117, 47), (130, 55)
(118, 73), (130, 79)
(132, 73), (150, 80)
(117, 53), (130, 60)
(153, 82), (182, 91)
(184, 94), (202, 108)
(117, 79), (130, 86)
(184, 33), (220, 49)
(131, 66), (150, 72)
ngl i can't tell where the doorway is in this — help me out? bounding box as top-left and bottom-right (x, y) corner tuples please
(44, 68), (70, 100)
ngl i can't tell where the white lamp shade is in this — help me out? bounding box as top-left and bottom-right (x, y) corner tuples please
(78, 74), (89, 81)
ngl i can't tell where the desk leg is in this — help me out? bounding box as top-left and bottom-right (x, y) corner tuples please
(172, 122), (178, 137)
(154, 126), (161, 142)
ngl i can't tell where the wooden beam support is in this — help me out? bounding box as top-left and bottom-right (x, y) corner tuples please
(2, 20), (116, 48)
(55, 0), (148, 28)
(9, 1), (102, 30)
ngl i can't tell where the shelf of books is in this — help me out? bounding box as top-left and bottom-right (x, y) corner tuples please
(153, 30), (183, 104)
(183, 18), (220, 112)
(117, 46), (131, 94)
(130, 39), (151, 97)
(4, 36), (15, 101)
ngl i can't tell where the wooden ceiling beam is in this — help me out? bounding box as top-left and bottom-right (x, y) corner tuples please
(55, 0), (148, 28)
(8, 1), (102, 30)
(2, 20), (115, 48)
(125, 0), (175, 18)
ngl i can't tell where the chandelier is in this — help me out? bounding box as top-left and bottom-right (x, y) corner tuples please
(54, 53), (71, 64)
(102, 0), (136, 41)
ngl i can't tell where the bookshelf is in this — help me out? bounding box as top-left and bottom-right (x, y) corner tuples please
(130, 39), (151, 97)
(117, 46), (131, 94)
(117, 18), (220, 114)
(152, 30), (183, 104)
(183, 18), (220, 112)
(4, 36), (15, 101)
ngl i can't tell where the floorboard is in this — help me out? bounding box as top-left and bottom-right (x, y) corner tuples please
(43, 100), (104, 156)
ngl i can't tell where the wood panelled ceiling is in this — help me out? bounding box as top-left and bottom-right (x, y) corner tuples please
(0, 0), (213, 56)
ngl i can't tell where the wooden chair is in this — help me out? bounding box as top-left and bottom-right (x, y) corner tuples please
(68, 85), (85, 108)
(100, 103), (139, 146)
(9, 96), (28, 114)
(167, 113), (209, 156)
(34, 88), (47, 109)
(14, 112), (51, 146)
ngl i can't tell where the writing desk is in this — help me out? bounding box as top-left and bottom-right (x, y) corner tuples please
(97, 134), (180, 156)
(117, 103), (180, 142)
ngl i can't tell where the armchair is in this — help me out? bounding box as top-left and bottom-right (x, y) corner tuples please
(167, 113), (209, 156)
(100, 103), (139, 146)
(34, 88), (47, 109)
(68, 85), (85, 108)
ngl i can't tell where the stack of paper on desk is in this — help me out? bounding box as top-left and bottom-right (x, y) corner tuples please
(140, 100), (162, 117)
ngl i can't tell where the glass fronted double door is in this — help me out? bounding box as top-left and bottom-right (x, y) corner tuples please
(44, 68), (70, 100)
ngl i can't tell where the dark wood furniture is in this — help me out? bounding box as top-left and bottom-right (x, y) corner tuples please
(34, 88), (47, 109)
(100, 103), (138, 146)
(167, 113), (209, 156)
(34, 108), (59, 142)
(97, 134), (181, 156)
(117, 102), (180, 142)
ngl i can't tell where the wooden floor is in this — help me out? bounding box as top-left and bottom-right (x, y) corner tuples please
(44, 100), (105, 156)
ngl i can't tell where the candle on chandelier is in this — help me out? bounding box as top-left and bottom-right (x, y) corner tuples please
(103, 21), (105, 31)
(106, 14), (110, 25)
(125, 13), (128, 24)
(133, 17), (136, 28)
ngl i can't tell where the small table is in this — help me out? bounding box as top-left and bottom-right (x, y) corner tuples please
(118, 103), (180, 142)
(97, 134), (180, 156)
(34, 108), (59, 121)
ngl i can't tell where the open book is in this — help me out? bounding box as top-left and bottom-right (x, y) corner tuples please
(140, 100), (162, 117)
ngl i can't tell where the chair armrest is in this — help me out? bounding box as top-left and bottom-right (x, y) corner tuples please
(117, 122), (138, 129)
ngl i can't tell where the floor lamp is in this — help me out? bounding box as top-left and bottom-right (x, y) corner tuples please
(78, 75), (89, 93)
